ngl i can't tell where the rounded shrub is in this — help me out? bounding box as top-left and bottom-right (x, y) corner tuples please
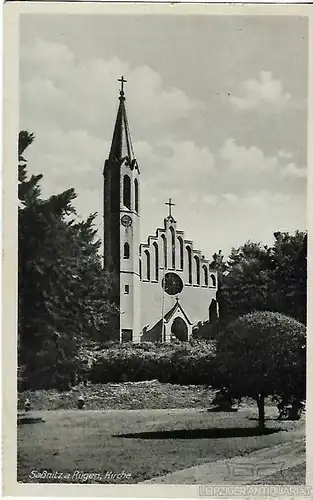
(213, 311), (306, 427)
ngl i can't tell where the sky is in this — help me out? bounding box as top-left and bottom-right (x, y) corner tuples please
(19, 14), (308, 259)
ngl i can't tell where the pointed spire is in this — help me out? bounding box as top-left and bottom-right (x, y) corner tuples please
(108, 77), (138, 170)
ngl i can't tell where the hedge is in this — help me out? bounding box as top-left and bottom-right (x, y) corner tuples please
(88, 339), (216, 385)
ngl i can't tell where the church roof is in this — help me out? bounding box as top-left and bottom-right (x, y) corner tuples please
(164, 298), (193, 325)
(108, 83), (139, 171)
(140, 298), (192, 343)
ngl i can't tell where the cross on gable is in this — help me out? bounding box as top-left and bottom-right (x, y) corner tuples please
(165, 197), (175, 218)
(118, 76), (127, 94)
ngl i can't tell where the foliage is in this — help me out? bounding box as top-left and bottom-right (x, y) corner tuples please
(211, 388), (235, 410)
(222, 242), (271, 322)
(18, 130), (307, 393)
(275, 397), (305, 421)
(192, 319), (224, 340)
(269, 231), (307, 325)
(18, 131), (119, 390)
(210, 250), (229, 321)
(212, 311), (306, 428)
(89, 339), (216, 385)
(213, 234), (307, 326)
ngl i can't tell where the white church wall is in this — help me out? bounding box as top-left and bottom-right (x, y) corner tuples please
(139, 214), (218, 339)
(140, 279), (216, 335)
(119, 160), (141, 342)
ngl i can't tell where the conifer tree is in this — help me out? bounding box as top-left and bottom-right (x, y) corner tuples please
(18, 131), (119, 390)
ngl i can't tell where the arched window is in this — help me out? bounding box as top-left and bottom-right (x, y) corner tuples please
(186, 246), (192, 284)
(178, 236), (184, 269)
(194, 255), (200, 285)
(123, 174), (131, 209)
(144, 250), (150, 281)
(134, 178), (139, 213)
(210, 273), (217, 288)
(161, 233), (167, 269)
(153, 242), (159, 281)
(123, 242), (130, 259)
(170, 227), (175, 268)
(203, 265), (208, 286)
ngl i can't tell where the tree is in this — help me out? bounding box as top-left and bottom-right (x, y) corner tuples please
(18, 131), (41, 207)
(210, 250), (228, 275)
(214, 242), (272, 324)
(192, 320), (223, 340)
(210, 250), (229, 323)
(269, 231), (307, 325)
(18, 131), (119, 389)
(212, 311), (306, 430)
(213, 235), (307, 326)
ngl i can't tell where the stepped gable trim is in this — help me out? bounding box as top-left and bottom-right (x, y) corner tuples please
(147, 235), (158, 246)
(139, 219), (213, 270)
(193, 249), (201, 256)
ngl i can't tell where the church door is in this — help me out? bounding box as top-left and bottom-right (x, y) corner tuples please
(121, 329), (133, 342)
(171, 317), (188, 341)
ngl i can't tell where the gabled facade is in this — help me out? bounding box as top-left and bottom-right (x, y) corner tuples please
(139, 213), (218, 342)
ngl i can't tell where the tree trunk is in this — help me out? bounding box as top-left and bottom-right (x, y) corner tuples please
(256, 393), (265, 431)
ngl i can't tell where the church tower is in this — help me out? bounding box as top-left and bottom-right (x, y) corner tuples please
(103, 77), (141, 342)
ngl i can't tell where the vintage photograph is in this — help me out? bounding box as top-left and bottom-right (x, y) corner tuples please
(14, 8), (308, 489)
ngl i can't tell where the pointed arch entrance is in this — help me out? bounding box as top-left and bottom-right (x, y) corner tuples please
(162, 298), (193, 342)
(171, 317), (188, 341)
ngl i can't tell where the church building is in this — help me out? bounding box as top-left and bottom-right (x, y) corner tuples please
(103, 78), (218, 343)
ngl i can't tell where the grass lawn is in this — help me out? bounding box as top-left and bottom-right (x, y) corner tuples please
(18, 381), (216, 410)
(17, 406), (304, 484)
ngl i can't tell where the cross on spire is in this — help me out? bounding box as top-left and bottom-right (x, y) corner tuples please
(165, 197), (175, 217)
(118, 76), (127, 95)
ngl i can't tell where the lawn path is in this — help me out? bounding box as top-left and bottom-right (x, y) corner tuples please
(141, 437), (305, 484)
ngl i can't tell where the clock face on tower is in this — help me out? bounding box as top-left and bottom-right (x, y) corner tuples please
(162, 272), (184, 296)
(121, 215), (132, 227)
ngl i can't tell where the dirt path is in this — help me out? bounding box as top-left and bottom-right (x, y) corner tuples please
(142, 434), (305, 484)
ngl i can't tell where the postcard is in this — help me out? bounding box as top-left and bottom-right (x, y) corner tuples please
(2, 2), (312, 497)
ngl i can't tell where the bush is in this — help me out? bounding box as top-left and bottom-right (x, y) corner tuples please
(89, 339), (216, 385)
(211, 389), (235, 410)
(275, 395), (305, 421)
(212, 311), (306, 429)
(192, 320), (223, 340)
